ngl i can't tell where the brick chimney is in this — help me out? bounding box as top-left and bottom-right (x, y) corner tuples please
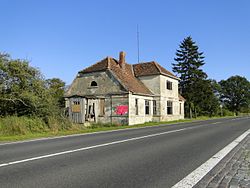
(119, 51), (126, 69)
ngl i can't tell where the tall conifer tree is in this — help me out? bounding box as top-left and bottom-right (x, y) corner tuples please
(172, 36), (218, 117)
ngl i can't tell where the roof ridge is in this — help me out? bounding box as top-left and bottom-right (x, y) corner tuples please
(153, 61), (162, 74)
(133, 61), (153, 66)
(130, 64), (135, 76)
(107, 56), (110, 69)
(79, 57), (109, 73)
(95, 56), (109, 65)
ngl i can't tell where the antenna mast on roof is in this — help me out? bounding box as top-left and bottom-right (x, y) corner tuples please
(137, 24), (140, 63)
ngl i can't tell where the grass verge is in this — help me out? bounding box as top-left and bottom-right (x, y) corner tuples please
(0, 116), (236, 142)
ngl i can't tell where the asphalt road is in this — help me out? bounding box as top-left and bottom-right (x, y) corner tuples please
(0, 117), (249, 188)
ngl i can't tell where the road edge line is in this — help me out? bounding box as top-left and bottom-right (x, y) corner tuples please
(171, 128), (250, 188)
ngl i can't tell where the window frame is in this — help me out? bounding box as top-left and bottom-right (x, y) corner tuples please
(167, 101), (173, 115)
(145, 100), (150, 115)
(166, 80), (173, 90)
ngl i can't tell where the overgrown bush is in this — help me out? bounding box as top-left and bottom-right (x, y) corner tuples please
(0, 116), (73, 136)
(0, 116), (45, 135)
(222, 109), (235, 116)
(46, 116), (73, 132)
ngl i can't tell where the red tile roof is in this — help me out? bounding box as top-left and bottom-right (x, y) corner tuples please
(78, 57), (180, 96)
(80, 57), (153, 95)
(79, 57), (109, 73)
(133, 61), (178, 79)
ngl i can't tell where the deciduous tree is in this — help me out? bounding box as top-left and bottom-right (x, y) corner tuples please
(219, 75), (250, 114)
(0, 53), (65, 117)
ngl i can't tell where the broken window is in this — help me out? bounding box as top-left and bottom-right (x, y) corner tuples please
(91, 81), (97, 87)
(145, 100), (150, 115)
(167, 101), (173, 115)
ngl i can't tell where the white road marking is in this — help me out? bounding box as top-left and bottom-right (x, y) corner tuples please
(0, 126), (198, 168)
(172, 128), (250, 188)
(0, 117), (244, 146)
(211, 122), (221, 125)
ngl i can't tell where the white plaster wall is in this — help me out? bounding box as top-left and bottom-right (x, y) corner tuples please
(138, 75), (160, 95)
(180, 101), (185, 119)
(130, 74), (184, 123)
(160, 96), (184, 121)
(128, 93), (154, 125)
(160, 75), (179, 98)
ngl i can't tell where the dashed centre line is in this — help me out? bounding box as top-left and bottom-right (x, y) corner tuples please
(0, 126), (197, 168)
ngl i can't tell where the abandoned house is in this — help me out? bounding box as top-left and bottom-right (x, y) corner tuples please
(65, 51), (185, 125)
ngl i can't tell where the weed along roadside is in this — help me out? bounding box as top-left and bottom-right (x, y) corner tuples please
(0, 116), (237, 142)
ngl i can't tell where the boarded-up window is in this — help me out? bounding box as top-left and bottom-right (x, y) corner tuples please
(135, 99), (138, 115)
(99, 99), (105, 116)
(153, 100), (157, 115)
(167, 101), (173, 115)
(72, 101), (81, 113)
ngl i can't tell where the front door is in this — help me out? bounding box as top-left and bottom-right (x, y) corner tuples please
(86, 99), (98, 122)
(70, 98), (85, 123)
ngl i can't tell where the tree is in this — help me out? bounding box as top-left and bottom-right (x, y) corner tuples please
(0, 53), (65, 117)
(46, 78), (65, 108)
(219, 75), (250, 114)
(172, 36), (219, 117)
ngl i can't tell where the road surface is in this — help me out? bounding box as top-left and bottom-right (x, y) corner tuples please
(0, 117), (249, 188)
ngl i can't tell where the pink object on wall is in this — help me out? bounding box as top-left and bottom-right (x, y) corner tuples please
(115, 105), (128, 115)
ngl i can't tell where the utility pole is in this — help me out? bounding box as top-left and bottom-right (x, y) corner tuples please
(137, 24), (140, 63)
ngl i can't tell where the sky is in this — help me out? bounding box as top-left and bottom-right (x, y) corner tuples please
(1, 0), (250, 84)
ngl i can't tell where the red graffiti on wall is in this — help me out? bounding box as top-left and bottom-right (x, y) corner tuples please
(115, 105), (128, 115)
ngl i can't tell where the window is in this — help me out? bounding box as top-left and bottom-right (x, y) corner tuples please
(167, 101), (173, 115)
(90, 81), (97, 87)
(73, 101), (80, 105)
(166, 81), (172, 90)
(135, 99), (138, 115)
(179, 103), (182, 115)
(72, 100), (80, 113)
(145, 100), (150, 115)
(99, 99), (105, 116)
(153, 100), (157, 115)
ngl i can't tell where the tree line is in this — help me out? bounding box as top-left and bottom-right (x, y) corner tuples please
(172, 36), (250, 117)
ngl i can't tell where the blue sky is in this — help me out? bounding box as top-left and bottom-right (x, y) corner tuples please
(1, 0), (249, 84)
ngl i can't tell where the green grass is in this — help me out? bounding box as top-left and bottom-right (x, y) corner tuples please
(0, 115), (236, 142)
